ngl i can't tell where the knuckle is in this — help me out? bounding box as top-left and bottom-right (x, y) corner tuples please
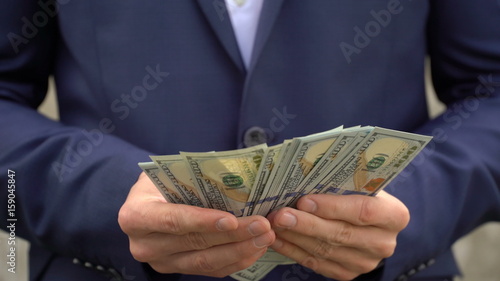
(117, 207), (131, 231)
(184, 232), (211, 250)
(376, 240), (396, 257)
(300, 256), (319, 272)
(387, 203), (410, 232)
(312, 239), (336, 259)
(193, 253), (216, 272)
(129, 243), (154, 263)
(358, 197), (376, 225)
(326, 223), (353, 245)
(117, 205), (142, 236)
(160, 208), (183, 234)
(354, 259), (380, 274)
(398, 205), (411, 230)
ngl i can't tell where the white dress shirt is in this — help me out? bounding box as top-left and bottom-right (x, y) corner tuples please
(225, 0), (264, 69)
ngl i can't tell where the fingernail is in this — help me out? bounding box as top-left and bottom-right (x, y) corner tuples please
(301, 198), (317, 213)
(272, 239), (284, 249)
(253, 233), (273, 248)
(248, 221), (267, 236)
(216, 217), (233, 231)
(278, 212), (297, 228)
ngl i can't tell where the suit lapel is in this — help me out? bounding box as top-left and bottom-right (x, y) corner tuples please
(238, 0), (285, 116)
(248, 0), (285, 72)
(196, 0), (245, 72)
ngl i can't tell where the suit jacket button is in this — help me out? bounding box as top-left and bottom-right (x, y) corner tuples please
(407, 268), (417, 276)
(72, 258), (81, 265)
(397, 275), (408, 281)
(84, 262), (93, 268)
(243, 126), (268, 147)
(107, 268), (123, 281)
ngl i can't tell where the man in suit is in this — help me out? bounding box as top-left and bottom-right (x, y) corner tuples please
(1, 0), (499, 281)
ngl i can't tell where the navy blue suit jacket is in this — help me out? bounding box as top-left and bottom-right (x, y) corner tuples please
(1, 1), (500, 280)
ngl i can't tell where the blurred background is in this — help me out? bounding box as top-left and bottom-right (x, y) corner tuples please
(1, 62), (499, 281)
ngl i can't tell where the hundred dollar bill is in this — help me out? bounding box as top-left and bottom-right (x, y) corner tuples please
(254, 140), (296, 216)
(244, 144), (283, 216)
(257, 249), (295, 264)
(138, 162), (186, 204)
(149, 155), (205, 207)
(230, 262), (277, 281)
(231, 249), (296, 281)
(287, 127), (373, 206)
(287, 132), (360, 203)
(317, 127), (432, 195)
(181, 144), (268, 216)
(273, 126), (345, 208)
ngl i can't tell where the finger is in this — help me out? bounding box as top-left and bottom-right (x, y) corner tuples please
(120, 200), (238, 236)
(274, 228), (390, 268)
(131, 216), (274, 258)
(270, 238), (368, 281)
(204, 249), (268, 278)
(295, 191), (410, 230)
(120, 173), (241, 235)
(269, 208), (395, 255)
(174, 215), (274, 250)
(150, 235), (273, 276)
(135, 172), (170, 198)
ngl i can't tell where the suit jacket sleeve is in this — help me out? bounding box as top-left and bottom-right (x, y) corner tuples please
(0, 2), (153, 279)
(381, 0), (500, 280)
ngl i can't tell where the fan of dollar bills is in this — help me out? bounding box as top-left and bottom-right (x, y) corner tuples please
(139, 126), (432, 281)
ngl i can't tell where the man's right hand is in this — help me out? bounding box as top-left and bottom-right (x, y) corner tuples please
(118, 172), (275, 277)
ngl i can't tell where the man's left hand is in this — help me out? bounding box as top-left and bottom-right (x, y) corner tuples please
(267, 191), (409, 280)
